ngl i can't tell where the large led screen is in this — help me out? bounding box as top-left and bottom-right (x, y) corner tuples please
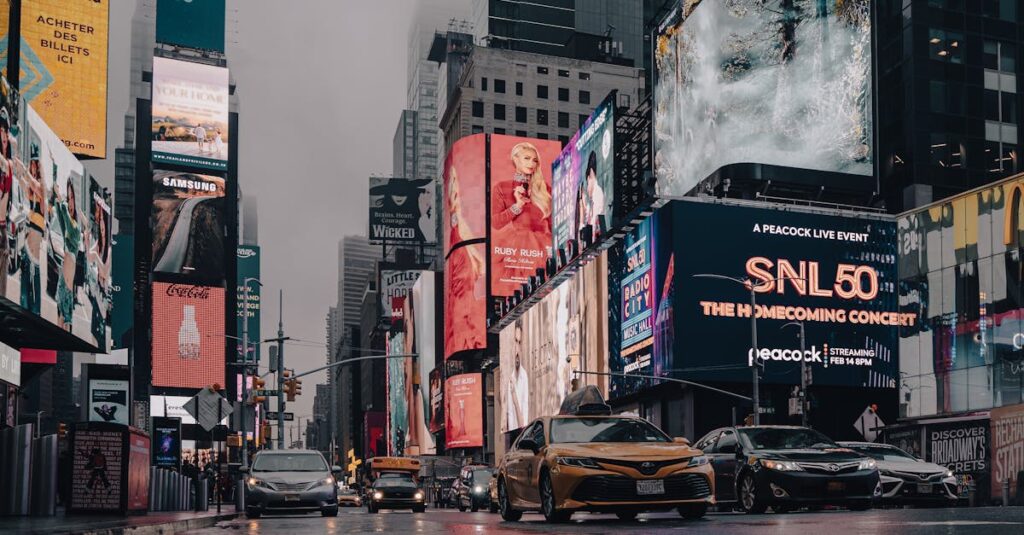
(499, 253), (609, 432)
(442, 134), (486, 257)
(653, 0), (872, 196)
(409, 273), (436, 453)
(19, 0), (110, 158)
(236, 245), (260, 361)
(88, 379), (129, 425)
(151, 57), (229, 171)
(1, 80), (111, 350)
(379, 269), (420, 321)
(151, 282), (225, 389)
(552, 96), (615, 261)
(489, 135), (561, 297)
(675, 201), (901, 387)
(445, 373), (483, 449)
(444, 242), (486, 359)
(386, 332), (408, 456)
(369, 177), (436, 244)
(428, 367), (443, 433)
(364, 411), (386, 459)
(151, 170), (225, 279)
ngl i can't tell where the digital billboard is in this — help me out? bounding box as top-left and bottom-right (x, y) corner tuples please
(409, 273), (436, 454)
(498, 253), (609, 432)
(489, 135), (561, 297)
(386, 331), (408, 456)
(675, 201), (901, 387)
(653, 0), (872, 197)
(236, 245), (260, 361)
(364, 410), (386, 459)
(151, 283), (225, 389)
(428, 367), (443, 433)
(442, 134), (486, 257)
(110, 238), (133, 350)
(88, 379), (129, 425)
(379, 269), (420, 321)
(151, 57), (229, 171)
(444, 243), (486, 359)
(369, 177), (436, 244)
(151, 169), (225, 279)
(156, 0), (226, 53)
(151, 416), (182, 470)
(1, 79), (111, 350)
(19, 0), (109, 158)
(990, 403), (1024, 500)
(552, 95), (615, 261)
(0, 342), (19, 386)
(445, 373), (483, 449)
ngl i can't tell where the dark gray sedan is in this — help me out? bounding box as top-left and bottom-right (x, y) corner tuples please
(242, 450), (340, 518)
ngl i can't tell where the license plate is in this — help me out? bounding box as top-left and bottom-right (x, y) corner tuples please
(827, 481), (845, 492)
(916, 484), (932, 494)
(284, 494), (300, 501)
(636, 479), (665, 495)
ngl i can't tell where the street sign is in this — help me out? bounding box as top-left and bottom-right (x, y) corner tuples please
(183, 387), (234, 431)
(254, 389), (278, 397)
(854, 405), (884, 442)
(266, 411), (294, 421)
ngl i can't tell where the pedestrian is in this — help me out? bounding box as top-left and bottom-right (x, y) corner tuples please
(193, 123), (206, 153)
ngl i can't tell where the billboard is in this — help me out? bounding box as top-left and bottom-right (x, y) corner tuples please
(428, 367), (443, 433)
(552, 95), (615, 261)
(653, 0), (872, 196)
(110, 238), (133, 349)
(364, 411), (386, 459)
(409, 273), (436, 454)
(444, 243), (486, 359)
(150, 283), (225, 389)
(236, 245), (260, 361)
(369, 177), (436, 244)
(151, 170), (225, 279)
(991, 403), (1024, 500)
(0, 342), (20, 386)
(151, 57), (229, 171)
(19, 0), (109, 158)
(442, 134), (486, 257)
(1, 81), (111, 350)
(379, 269), (420, 321)
(488, 135), (561, 297)
(927, 419), (989, 499)
(156, 0), (226, 53)
(499, 253), (609, 432)
(445, 373), (483, 449)
(386, 332), (408, 456)
(70, 429), (123, 511)
(151, 416), (182, 470)
(88, 379), (129, 425)
(674, 201), (901, 387)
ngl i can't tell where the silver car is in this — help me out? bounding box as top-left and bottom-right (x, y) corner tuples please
(242, 450), (340, 518)
(838, 442), (958, 505)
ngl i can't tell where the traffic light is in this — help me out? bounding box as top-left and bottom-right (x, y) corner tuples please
(285, 377), (303, 401)
(250, 375), (267, 405)
(58, 422), (67, 439)
(282, 369), (292, 379)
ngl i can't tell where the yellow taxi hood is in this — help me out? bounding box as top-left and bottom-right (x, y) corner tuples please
(548, 441), (699, 460)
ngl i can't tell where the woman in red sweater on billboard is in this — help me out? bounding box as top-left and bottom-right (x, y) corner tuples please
(490, 141), (552, 296)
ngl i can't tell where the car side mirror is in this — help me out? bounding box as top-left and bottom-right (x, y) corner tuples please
(674, 437), (691, 446)
(331, 465), (343, 474)
(518, 438), (539, 453)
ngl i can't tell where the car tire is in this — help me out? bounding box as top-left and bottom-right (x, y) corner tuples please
(245, 510), (262, 519)
(458, 501), (466, 512)
(498, 477), (522, 522)
(321, 506), (339, 517)
(471, 503), (479, 512)
(616, 511), (638, 521)
(539, 471), (572, 523)
(489, 502), (499, 514)
(678, 503), (708, 520)
(848, 500), (872, 511)
(738, 473), (768, 514)
(413, 506), (425, 513)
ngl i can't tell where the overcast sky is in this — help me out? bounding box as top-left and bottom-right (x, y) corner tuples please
(96, 0), (426, 425)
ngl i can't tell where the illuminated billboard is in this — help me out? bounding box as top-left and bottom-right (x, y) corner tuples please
(364, 411), (386, 459)
(151, 57), (229, 171)
(653, 0), (872, 196)
(88, 379), (129, 425)
(552, 95), (615, 262)
(442, 134), (486, 257)
(369, 177), (436, 244)
(379, 269), (420, 321)
(151, 170), (225, 280)
(236, 246), (260, 361)
(489, 135), (561, 297)
(386, 331), (408, 456)
(409, 273), (436, 453)
(444, 243), (486, 359)
(445, 373), (483, 449)
(498, 253), (609, 432)
(428, 367), (443, 433)
(151, 282), (225, 389)
(19, 0), (109, 158)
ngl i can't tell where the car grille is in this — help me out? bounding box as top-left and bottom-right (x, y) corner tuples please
(273, 482), (314, 492)
(592, 458), (690, 476)
(888, 471), (947, 483)
(571, 473), (711, 502)
(380, 489), (416, 499)
(797, 461), (861, 474)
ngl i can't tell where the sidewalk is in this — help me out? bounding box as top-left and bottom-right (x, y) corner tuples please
(0, 510), (238, 535)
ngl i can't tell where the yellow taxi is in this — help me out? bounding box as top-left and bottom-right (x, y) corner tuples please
(495, 391), (714, 523)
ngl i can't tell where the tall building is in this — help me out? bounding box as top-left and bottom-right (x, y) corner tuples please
(242, 195), (259, 246)
(393, 110), (418, 178)
(877, 0), (1023, 212)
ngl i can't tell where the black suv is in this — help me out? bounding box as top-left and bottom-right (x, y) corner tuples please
(456, 465), (493, 512)
(695, 426), (881, 513)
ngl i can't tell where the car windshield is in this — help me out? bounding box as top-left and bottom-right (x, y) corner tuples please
(375, 478), (417, 489)
(251, 453), (327, 472)
(851, 445), (917, 462)
(472, 469), (492, 482)
(738, 428), (838, 450)
(549, 418), (671, 444)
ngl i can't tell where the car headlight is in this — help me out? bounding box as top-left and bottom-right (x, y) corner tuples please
(322, 477), (335, 486)
(556, 456), (602, 469)
(414, 491), (424, 500)
(373, 491), (383, 500)
(857, 459), (877, 471)
(247, 477), (273, 489)
(473, 485), (483, 493)
(946, 469), (954, 478)
(760, 459), (803, 472)
(686, 455), (709, 467)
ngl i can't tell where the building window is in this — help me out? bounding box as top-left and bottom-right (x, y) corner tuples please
(929, 80), (965, 115)
(558, 111), (569, 128)
(579, 90), (591, 105)
(537, 109), (549, 126)
(495, 79), (506, 93)
(495, 127), (506, 135)
(930, 133), (963, 168)
(494, 103), (506, 121)
(579, 114), (589, 128)
(558, 135), (569, 146)
(929, 29), (963, 64)
(984, 40), (1016, 72)
(516, 106), (527, 123)
(986, 141), (1018, 173)
(537, 133), (548, 139)
(537, 66), (549, 75)
(983, 0), (1017, 20)
(472, 124), (484, 134)
(579, 72), (591, 80)
(558, 69), (570, 77)
(515, 82), (523, 96)
(516, 130), (527, 137)
(472, 100), (484, 118)
(558, 87), (569, 102)
(984, 89), (1018, 124)
(928, 0), (964, 9)
(537, 85), (549, 99)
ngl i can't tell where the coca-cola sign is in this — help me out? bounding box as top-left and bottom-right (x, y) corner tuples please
(164, 284), (212, 299)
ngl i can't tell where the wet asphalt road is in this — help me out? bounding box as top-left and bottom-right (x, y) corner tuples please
(184, 505), (1024, 534)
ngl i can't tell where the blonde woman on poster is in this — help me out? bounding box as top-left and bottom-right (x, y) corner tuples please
(490, 141), (552, 295)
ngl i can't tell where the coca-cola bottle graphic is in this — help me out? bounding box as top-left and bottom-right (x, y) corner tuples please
(178, 305), (201, 360)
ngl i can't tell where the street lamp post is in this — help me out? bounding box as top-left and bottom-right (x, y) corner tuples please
(239, 277), (262, 510)
(782, 321), (809, 427)
(692, 273), (805, 425)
